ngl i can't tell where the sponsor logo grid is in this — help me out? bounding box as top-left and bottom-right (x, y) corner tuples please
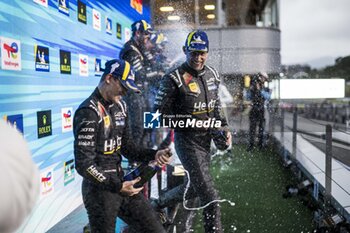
(0, 2), (150, 232)
(0, 0), (148, 207)
(0, 2), (146, 77)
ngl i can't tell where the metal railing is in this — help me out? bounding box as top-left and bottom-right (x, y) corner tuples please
(267, 104), (350, 229)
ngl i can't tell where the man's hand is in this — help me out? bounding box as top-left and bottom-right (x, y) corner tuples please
(120, 177), (143, 196)
(155, 148), (172, 166)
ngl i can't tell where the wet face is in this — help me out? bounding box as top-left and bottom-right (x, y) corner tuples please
(105, 75), (127, 101)
(144, 38), (154, 51)
(135, 31), (150, 49)
(185, 50), (208, 71)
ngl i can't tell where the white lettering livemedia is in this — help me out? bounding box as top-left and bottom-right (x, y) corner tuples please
(162, 118), (221, 128)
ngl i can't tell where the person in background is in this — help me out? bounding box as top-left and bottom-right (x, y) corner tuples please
(153, 30), (232, 233)
(246, 72), (270, 151)
(73, 59), (172, 233)
(143, 32), (171, 148)
(119, 19), (154, 148)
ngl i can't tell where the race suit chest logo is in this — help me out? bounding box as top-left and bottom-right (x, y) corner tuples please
(144, 110), (221, 129)
(103, 116), (110, 128)
(193, 99), (216, 114)
(114, 111), (126, 126)
(104, 136), (121, 154)
(188, 82), (200, 94)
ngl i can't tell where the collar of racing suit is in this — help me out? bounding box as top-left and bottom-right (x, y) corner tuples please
(182, 62), (206, 77)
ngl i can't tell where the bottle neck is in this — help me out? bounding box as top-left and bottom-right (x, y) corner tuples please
(148, 160), (161, 168)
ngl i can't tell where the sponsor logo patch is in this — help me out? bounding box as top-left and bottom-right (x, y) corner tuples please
(116, 23), (122, 39)
(92, 9), (101, 31)
(124, 27), (131, 42)
(130, 0), (143, 14)
(188, 82), (200, 93)
(106, 17), (112, 35)
(37, 110), (52, 138)
(64, 159), (75, 186)
(62, 107), (73, 132)
(79, 54), (89, 76)
(1, 37), (21, 70)
(4, 114), (24, 134)
(78, 0), (87, 24)
(35, 45), (49, 72)
(40, 168), (54, 197)
(94, 58), (102, 76)
(60, 50), (71, 74)
(58, 0), (69, 15)
(33, 0), (48, 7)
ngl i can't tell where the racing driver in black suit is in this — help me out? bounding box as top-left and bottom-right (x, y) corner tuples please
(153, 30), (232, 233)
(74, 59), (171, 233)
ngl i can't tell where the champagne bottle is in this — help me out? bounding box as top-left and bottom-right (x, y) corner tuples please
(123, 152), (171, 188)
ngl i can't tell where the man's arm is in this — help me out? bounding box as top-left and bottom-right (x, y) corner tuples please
(74, 108), (122, 192)
(122, 49), (150, 81)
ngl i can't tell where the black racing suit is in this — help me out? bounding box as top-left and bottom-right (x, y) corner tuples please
(119, 39), (147, 147)
(154, 62), (227, 233)
(74, 88), (165, 233)
(120, 39), (164, 148)
(143, 49), (170, 148)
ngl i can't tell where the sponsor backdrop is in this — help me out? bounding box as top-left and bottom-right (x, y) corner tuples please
(0, 0), (149, 232)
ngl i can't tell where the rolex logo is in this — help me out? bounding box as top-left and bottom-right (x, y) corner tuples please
(42, 115), (47, 125)
(37, 110), (52, 138)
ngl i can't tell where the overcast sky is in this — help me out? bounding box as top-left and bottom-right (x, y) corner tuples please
(280, 0), (350, 67)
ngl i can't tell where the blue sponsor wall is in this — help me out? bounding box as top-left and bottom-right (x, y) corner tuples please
(0, 0), (150, 232)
